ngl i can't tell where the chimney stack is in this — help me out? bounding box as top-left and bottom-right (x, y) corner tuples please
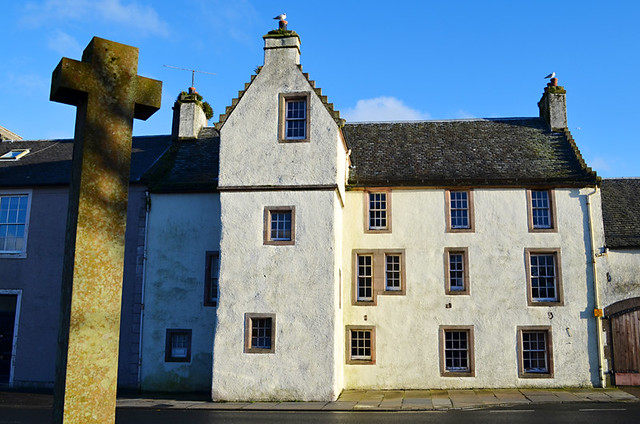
(538, 79), (567, 131)
(263, 31), (300, 67)
(172, 89), (207, 140)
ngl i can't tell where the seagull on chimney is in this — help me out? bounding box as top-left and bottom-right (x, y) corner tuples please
(274, 13), (287, 21)
(544, 72), (556, 79)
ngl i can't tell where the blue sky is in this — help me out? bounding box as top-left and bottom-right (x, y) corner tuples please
(1, 0), (638, 177)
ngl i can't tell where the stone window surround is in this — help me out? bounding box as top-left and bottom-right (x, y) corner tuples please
(278, 92), (311, 143)
(263, 206), (296, 246)
(244, 313), (276, 354)
(525, 248), (564, 306)
(445, 189), (475, 233)
(364, 189), (392, 233)
(346, 325), (376, 365)
(527, 189), (557, 233)
(517, 325), (554, 378)
(439, 325), (475, 377)
(0, 189), (32, 259)
(204, 251), (219, 307)
(352, 249), (406, 306)
(165, 329), (192, 362)
(444, 247), (470, 295)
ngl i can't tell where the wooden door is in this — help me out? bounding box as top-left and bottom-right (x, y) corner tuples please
(610, 308), (640, 385)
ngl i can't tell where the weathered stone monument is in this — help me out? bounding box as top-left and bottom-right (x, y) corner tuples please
(50, 37), (161, 423)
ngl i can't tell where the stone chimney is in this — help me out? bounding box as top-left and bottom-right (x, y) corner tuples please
(172, 87), (207, 140)
(263, 31), (300, 67)
(538, 78), (567, 131)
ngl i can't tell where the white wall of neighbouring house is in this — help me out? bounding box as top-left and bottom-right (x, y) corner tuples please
(140, 193), (220, 392)
(342, 187), (600, 389)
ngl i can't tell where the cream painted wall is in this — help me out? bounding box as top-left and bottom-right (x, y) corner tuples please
(342, 188), (600, 389)
(141, 193), (220, 391)
(212, 190), (341, 401)
(601, 250), (640, 307)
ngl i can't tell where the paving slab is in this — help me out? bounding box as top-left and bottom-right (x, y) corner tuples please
(354, 399), (382, 409)
(324, 401), (357, 410)
(242, 402), (280, 410)
(523, 393), (563, 403)
(603, 389), (638, 401)
(272, 402), (328, 410)
(403, 390), (432, 398)
(448, 390), (482, 408)
(336, 391), (365, 402)
(199, 402), (251, 409)
(493, 390), (530, 404)
(402, 397), (434, 410)
(548, 389), (584, 402)
(379, 398), (403, 409)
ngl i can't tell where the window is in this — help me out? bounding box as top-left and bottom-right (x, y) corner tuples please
(244, 313), (276, 353)
(439, 326), (474, 377)
(165, 329), (192, 362)
(0, 192), (31, 257)
(204, 251), (219, 306)
(525, 249), (563, 306)
(444, 247), (469, 295)
(0, 149), (29, 161)
(527, 189), (556, 232)
(353, 249), (406, 305)
(365, 191), (390, 232)
(518, 326), (553, 378)
(279, 92), (310, 142)
(346, 326), (376, 364)
(264, 206), (295, 245)
(446, 190), (474, 232)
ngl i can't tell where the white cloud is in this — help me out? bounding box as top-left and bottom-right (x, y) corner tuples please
(453, 109), (476, 119)
(588, 156), (613, 173)
(343, 97), (431, 122)
(47, 30), (83, 56)
(21, 0), (169, 37)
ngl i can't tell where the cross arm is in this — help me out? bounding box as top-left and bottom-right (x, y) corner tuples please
(50, 58), (91, 106)
(134, 76), (162, 120)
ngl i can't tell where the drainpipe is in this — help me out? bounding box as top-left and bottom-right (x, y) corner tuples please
(586, 188), (606, 387)
(136, 190), (151, 391)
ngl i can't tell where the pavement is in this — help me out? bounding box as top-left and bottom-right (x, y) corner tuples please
(1, 387), (638, 411)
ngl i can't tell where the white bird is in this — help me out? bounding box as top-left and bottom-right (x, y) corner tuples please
(274, 13), (286, 21)
(544, 72), (555, 79)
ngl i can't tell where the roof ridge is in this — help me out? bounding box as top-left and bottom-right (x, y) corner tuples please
(345, 117), (541, 125)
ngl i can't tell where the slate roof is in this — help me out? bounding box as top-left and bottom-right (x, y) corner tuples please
(141, 128), (220, 192)
(343, 118), (599, 187)
(0, 136), (172, 187)
(601, 178), (640, 248)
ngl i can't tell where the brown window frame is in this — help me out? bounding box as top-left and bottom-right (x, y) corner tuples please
(439, 325), (475, 377)
(364, 190), (391, 233)
(346, 325), (376, 365)
(263, 206), (295, 245)
(517, 326), (554, 378)
(445, 189), (475, 233)
(244, 313), (276, 354)
(204, 251), (220, 307)
(279, 92), (311, 143)
(352, 249), (406, 306)
(525, 248), (564, 306)
(165, 329), (192, 362)
(527, 189), (557, 232)
(444, 247), (470, 295)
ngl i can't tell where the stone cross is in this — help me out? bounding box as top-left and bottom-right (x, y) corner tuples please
(50, 37), (161, 424)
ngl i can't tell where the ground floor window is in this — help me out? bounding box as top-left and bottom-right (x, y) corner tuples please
(439, 326), (474, 377)
(518, 326), (553, 378)
(165, 329), (192, 362)
(346, 326), (376, 365)
(245, 313), (276, 353)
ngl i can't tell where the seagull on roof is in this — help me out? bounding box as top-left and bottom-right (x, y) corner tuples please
(544, 72), (556, 79)
(274, 13), (286, 21)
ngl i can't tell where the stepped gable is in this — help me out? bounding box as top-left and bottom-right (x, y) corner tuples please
(601, 178), (640, 248)
(0, 136), (172, 186)
(344, 117), (599, 187)
(142, 129), (220, 192)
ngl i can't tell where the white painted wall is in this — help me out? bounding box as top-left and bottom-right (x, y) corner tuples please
(342, 188), (600, 388)
(601, 249), (640, 306)
(141, 193), (220, 391)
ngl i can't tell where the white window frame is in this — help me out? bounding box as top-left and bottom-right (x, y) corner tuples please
(0, 289), (22, 386)
(0, 190), (32, 258)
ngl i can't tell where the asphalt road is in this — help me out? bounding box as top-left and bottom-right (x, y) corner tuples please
(1, 403), (639, 423)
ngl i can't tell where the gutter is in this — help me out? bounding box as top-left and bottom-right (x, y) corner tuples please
(136, 190), (151, 390)
(586, 188), (606, 387)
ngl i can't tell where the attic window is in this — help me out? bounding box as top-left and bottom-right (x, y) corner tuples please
(0, 149), (30, 161)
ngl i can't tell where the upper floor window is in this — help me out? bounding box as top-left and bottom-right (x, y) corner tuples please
(353, 249), (405, 305)
(525, 248), (563, 306)
(444, 247), (469, 295)
(365, 191), (391, 232)
(527, 189), (556, 232)
(0, 192), (31, 258)
(264, 206), (295, 245)
(279, 92), (310, 142)
(446, 190), (474, 232)
(204, 251), (220, 307)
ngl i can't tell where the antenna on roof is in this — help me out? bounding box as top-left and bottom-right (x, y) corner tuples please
(163, 65), (217, 88)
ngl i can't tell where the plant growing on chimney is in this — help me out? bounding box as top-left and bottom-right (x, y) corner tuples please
(175, 91), (214, 120)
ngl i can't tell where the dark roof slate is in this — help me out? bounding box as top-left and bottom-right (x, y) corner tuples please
(601, 178), (640, 248)
(0, 136), (172, 187)
(343, 118), (599, 187)
(142, 133), (220, 193)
